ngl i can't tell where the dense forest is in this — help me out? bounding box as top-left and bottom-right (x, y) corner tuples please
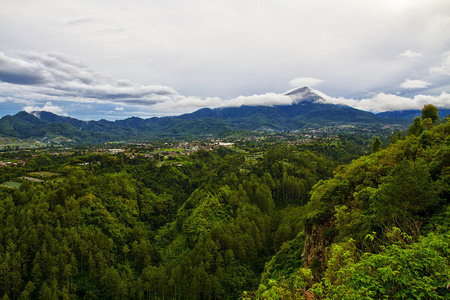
(0, 106), (449, 299)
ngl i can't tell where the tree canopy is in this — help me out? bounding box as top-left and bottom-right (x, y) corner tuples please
(1, 114), (449, 299)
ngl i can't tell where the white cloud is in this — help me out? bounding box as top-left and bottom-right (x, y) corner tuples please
(146, 92), (295, 115)
(148, 93), (294, 115)
(114, 106), (124, 111)
(321, 91), (450, 113)
(23, 102), (66, 115)
(400, 79), (432, 89)
(223, 93), (293, 107)
(289, 77), (325, 88)
(398, 50), (423, 60)
(148, 96), (222, 114)
(431, 51), (450, 75)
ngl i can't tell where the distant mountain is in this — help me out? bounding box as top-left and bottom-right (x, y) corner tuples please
(0, 87), (409, 142)
(377, 109), (450, 121)
(284, 86), (325, 103)
(180, 87), (404, 130)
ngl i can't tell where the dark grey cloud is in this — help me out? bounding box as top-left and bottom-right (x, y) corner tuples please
(0, 51), (181, 108)
(0, 52), (45, 84)
(18, 51), (98, 85)
(0, 71), (43, 85)
(118, 99), (162, 106)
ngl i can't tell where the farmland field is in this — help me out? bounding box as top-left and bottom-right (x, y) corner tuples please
(2, 181), (21, 188)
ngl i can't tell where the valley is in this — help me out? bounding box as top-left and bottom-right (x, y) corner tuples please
(0, 104), (449, 299)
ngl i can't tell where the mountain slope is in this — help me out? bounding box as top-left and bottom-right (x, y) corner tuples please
(33, 111), (87, 129)
(254, 118), (450, 299)
(378, 109), (450, 121)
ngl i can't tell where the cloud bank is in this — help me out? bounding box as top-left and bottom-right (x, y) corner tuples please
(0, 52), (296, 117)
(0, 51), (178, 105)
(319, 91), (450, 113)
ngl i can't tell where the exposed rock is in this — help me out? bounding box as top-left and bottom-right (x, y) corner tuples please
(302, 220), (335, 277)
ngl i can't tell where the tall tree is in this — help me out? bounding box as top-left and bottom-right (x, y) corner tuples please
(407, 117), (424, 136)
(389, 131), (398, 145)
(397, 129), (403, 140)
(421, 104), (439, 124)
(371, 136), (382, 153)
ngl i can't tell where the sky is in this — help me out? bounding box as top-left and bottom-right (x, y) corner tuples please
(1, 0), (450, 120)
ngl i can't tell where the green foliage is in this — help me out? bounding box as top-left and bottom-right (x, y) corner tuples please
(369, 159), (440, 223)
(408, 117), (425, 136)
(371, 136), (382, 153)
(311, 232), (450, 299)
(258, 232), (307, 287)
(307, 121), (450, 246)
(1, 139), (360, 299)
(422, 104), (440, 124)
(254, 268), (313, 299)
(389, 130), (399, 145)
(2, 118), (449, 299)
(257, 119), (450, 299)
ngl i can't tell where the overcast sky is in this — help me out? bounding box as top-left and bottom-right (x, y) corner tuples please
(1, 0), (449, 120)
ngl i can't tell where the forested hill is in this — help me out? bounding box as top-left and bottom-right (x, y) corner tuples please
(0, 88), (408, 142)
(0, 106), (448, 299)
(252, 107), (450, 298)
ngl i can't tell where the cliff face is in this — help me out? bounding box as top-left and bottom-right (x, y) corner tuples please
(302, 219), (335, 277)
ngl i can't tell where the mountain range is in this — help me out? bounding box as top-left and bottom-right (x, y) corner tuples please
(377, 109), (450, 120)
(0, 87), (432, 142)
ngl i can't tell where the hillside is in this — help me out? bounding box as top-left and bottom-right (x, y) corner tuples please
(252, 110), (450, 299)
